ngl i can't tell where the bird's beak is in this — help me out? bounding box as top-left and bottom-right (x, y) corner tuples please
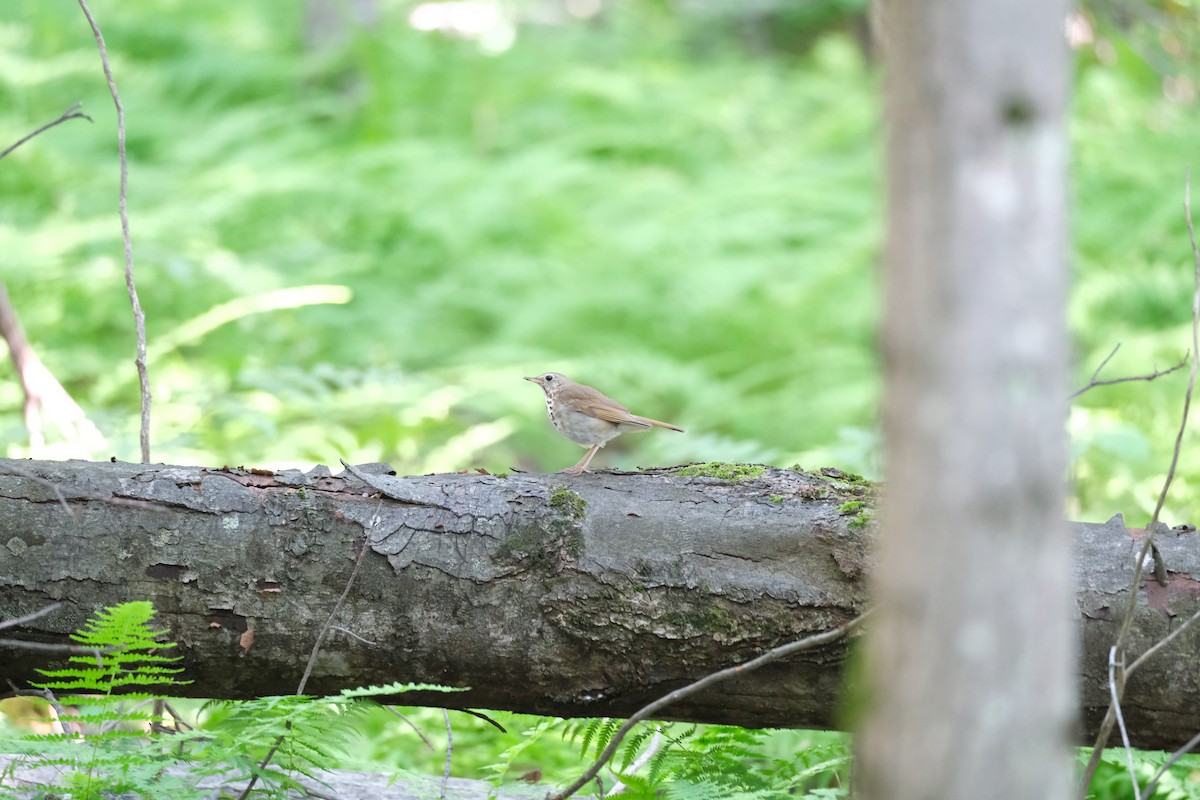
(523, 376), (538, 383)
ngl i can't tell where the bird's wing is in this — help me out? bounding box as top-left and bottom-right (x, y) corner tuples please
(562, 384), (650, 427)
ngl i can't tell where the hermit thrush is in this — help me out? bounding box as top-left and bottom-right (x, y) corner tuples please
(524, 372), (684, 474)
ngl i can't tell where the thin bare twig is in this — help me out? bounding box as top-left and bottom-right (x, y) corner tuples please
(1108, 647), (1140, 798)
(1128, 604), (1200, 674)
(296, 534), (371, 696)
(0, 103), (92, 160)
(0, 639), (109, 655)
(440, 708), (453, 800)
(76, 0), (151, 464)
(547, 611), (870, 800)
(0, 603), (62, 631)
(1070, 341), (1189, 399)
(0, 465), (174, 514)
(0, 463), (75, 518)
(1078, 169), (1200, 797)
(162, 701), (193, 732)
(1138, 728), (1200, 800)
(328, 625), (376, 646)
(1087, 342), (1122, 385)
(383, 707), (436, 750)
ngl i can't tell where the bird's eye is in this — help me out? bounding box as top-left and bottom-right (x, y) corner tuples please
(544, 375), (554, 381)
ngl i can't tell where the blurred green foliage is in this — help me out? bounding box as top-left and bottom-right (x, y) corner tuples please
(2, 0), (1194, 529)
(2, 0), (1200, 796)
(337, 706), (850, 796)
(0, 0), (878, 479)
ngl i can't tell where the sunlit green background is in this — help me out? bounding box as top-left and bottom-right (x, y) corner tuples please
(2, 0), (1200, 796)
(2, 1), (1198, 525)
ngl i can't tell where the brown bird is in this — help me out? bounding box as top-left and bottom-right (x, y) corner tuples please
(525, 372), (685, 474)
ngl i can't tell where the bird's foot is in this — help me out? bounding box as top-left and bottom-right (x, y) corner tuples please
(560, 465), (591, 475)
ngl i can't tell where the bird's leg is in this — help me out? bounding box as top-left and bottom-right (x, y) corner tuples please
(562, 444), (600, 475)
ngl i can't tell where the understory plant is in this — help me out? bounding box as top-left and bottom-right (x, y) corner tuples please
(0, 602), (454, 799)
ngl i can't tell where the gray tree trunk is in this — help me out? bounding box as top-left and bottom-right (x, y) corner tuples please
(1, 460), (1199, 752)
(857, 1), (1075, 799)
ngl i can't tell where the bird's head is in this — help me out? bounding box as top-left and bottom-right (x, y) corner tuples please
(524, 372), (573, 396)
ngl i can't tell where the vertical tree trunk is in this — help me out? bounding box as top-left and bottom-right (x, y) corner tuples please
(857, 3), (1074, 799)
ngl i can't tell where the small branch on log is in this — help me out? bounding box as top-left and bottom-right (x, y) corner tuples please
(0, 603), (62, 631)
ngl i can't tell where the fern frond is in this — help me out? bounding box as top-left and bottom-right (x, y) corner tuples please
(4, 602), (198, 799)
(562, 716), (606, 756)
(335, 681), (467, 700)
(585, 718), (623, 760)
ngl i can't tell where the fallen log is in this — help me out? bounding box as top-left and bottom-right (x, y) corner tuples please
(0, 459), (1195, 751)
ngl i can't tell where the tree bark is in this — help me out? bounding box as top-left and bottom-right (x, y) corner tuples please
(859, 1), (1074, 799)
(0, 458), (871, 728)
(0, 460), (1199, 752)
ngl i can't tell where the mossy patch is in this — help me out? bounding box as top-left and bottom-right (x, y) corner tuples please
(549, 486), (587, 519)
(848, 512), (874, 530)
(494, 486), (586, 571)
(661, 601), (738, 637)
(835, 495), (876, 531)
(675, 462), (766, 483)
(498, 521), (583, 569)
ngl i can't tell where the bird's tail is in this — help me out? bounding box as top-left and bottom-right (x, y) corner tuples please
(632, 415), (685, 433)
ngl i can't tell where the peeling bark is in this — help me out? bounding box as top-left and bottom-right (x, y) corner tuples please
(0, 459), (1197, 751)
